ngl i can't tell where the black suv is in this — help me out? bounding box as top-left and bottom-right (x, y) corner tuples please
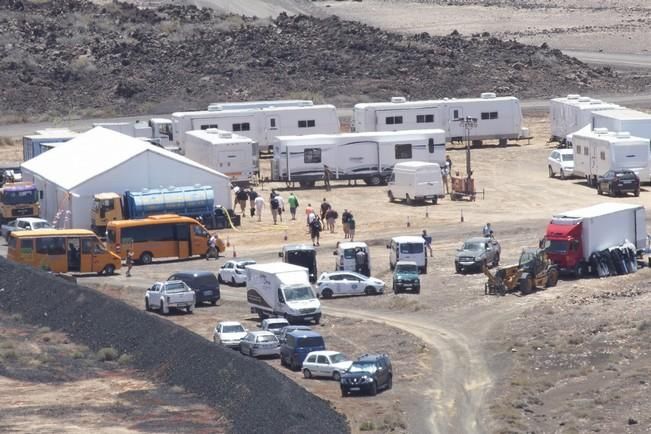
(340, 353), (392, 396)
(167, 271), (220, 305)
(597, 170), (640, 197)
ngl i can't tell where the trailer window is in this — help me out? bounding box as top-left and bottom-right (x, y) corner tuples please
(298, 120), (316, 128)
(417, 114), (434, 123)
(385, 116), (403, 125)
(583, 147), (588, 156)
(200, 124), (219, 130)
(575, 145), (581, 154)
(453, 110), (460, 119)
(600, 151), (605, 160)
(304, 148), (322, 164)
(232, 122), (250, 132)
(270, 118), (277, 129)
(395, 144), (412, 159)
(481, 112), (498, 120)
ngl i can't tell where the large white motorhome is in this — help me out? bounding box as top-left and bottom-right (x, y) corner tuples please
(206, 99), (313, 111)
(572, 126), (650, 185)
(172, 105), (340, 153)
(184, 129), (259, 187)
(549, 95), (621, 144)
(352, 93), (528, 145)
(271, 129), (446, 188)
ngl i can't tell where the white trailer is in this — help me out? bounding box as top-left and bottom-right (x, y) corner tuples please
(172, 104), (340, 153)
(592, 108), (651, 142)
(246, 263), (321, 324)
(207, 99), (313, 111)
(387, 161), (444, 204)
(184, 129), (259, 187)
(352, 93), (528, 145)
(549, 95), (621, 143)
(271, 129), (446, 188)
(93, 118), (176, 151)
(22, 128), (77, 161)
(572, 127), (650, 185)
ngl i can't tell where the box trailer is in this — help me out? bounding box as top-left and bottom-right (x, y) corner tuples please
(246, 262), (321, 324)
(184, 129), (258, 187)
(387, 161), (444, 204)
(592, 108), (651, 141)
(544, 203), (646, 277)
(271, 129), (446, 188)
(352, 93), (528, 145)
(172, 104), (340, 153)
(549, 95), (621, 144)
(22, 128), (77, 161)
(571, 126), (650, 185)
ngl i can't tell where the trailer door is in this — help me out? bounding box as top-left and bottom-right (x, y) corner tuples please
(265, 115), (279, 150)
(448, 107), (463, 139)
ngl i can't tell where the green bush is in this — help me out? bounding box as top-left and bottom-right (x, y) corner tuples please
(96, 347), (119, 362)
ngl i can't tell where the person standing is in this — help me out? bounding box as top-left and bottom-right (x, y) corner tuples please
(355, 248), (369, 276)
(248, 189), (258, 218)
(275, 193), (285, 223)
(482, 223), (493, 238)
(206, 234), (219, 260)
(287, 192), (299, 220)
(232, 185), (241, 210)
(320, 198), (331, 221)
(305, 203), (315, 225)
(236, 188), (248, 216)
(323, 165), (332, 191)
(348, 213), (356, 242)
(309, 215), (322, 246)
(126, 249), (134, 277)
(446, 155), (452, 175)
(422, 229), (433, 257)
(325, 207), (338, 233)
(254, 195), (265, 222)
(342, 209), (351, 239)
(270, 194), (280, 225)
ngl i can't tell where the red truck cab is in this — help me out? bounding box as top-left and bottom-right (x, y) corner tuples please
(543, 221), (585, 276)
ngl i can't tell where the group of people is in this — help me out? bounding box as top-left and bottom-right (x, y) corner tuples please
(300, 198), (357, 246)
(232, 185), (307, 225)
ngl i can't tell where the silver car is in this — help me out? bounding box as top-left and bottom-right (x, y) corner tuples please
(239, 331), (280, 358)
(316, 271), (385, 298)
(213, 321), (248, 348)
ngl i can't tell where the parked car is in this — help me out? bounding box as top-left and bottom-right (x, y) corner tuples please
(454, 237), (501, 273)
(280, 330), (326, 371)
(167, 270), (220, 305)
(392, 261), (420, 294)
(548, 149), (574, 179)
(597, 170), (640, 197)
(261, 317), (290, 336)
(278, 325), (312, 344)
(2, 217), (51, 241)
(340, 353), (393, 396)
(315, 271), (385, 298)
(239, 331), (280, 358)
(302, 351), (352, 381)
(213, 321), (248, 348)
(145, 280), (195, 315)
(218, 259), (256, 286)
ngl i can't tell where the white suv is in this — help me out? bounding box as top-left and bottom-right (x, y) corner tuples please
(548, 149), (574, 180)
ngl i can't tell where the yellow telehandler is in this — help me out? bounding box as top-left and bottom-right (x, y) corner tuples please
(484, 248), (559, 295)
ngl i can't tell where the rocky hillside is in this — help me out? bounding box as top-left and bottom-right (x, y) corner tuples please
(0, 0), (646, 121)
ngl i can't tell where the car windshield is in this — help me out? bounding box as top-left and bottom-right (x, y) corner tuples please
(237, 260), (255, 269)
(32, 222), (51, 229)
(343, 248), (356, 259)
(399, 243), (423, 254)
(3, 189), (37, 204)
(544, 239), (569, 254)
(165, 282), (188, 292)
(222, 325), (245, 333)
(283, 285), (315, 301)
(330, 353), (347, 364)
(562, 154), (574, 161)
(257, 335), (277, 343)
(615, 171), (634, 178)
(348, 361), (377, 374)
(266, 322), (287, 330)
(462, 241), (483, 251)
(396, 264), (419, 274)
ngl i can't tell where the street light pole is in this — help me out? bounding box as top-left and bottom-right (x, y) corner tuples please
(458, 116), (478, 180)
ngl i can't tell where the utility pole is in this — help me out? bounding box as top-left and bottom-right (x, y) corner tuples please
(457, 116), (478, 180)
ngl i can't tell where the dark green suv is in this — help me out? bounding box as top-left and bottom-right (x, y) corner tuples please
(392, 261), (420, 294)
(340, 353), (393, 396)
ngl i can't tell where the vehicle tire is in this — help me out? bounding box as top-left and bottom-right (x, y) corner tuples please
(211, 300), (217, 306)
(231, 277), (236, 286)
(333, 371), (341, 382)
(635, 188), (640, 197)
(518, 277), (533, 294)
(145, 298), (150, 311)
(291, 358), (300, 371)
(499, 138), (508, 147)
(393, 283), (399, 294)
(388, 190), (395, 202)
(574, 263), (586, 279)
(303, 369), (312, 379)
(560, 169), (566, 180)
(321, 288), (333, 299)
(364, 286), (375, 295)
(139, 252), (153, 265)
(101, 264), (115, 275)
(387, 375), (393, 390)
(597, 184), (603, 195)
(369, 382), (377, 396)
(299, 180), (315, 188)
(186, 306), (193, 314)
(432, 195), (438, 205)
(546, 268), (559, 287)
(249, 348), (254, 357)
(406, 194), (413, 205)
(280, 356), (287, 367)
(492, 253), (500, 268)
(314, 316), (321, 325)
(218, 274), (224, 284)
(415, 287), (421, 294)
(366, 175), (383, 186)
(341, 388), (348, 397)
(455, 264), (462, 274)
(548, 166), (554, 178)
(240, 345), (246, 356)
(160, 301), (166, 315)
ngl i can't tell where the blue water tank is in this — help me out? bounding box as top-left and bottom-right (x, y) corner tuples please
(124, 185), (214, 219)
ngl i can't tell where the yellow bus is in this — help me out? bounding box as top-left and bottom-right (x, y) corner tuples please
(106, 214), (222, 265)
(8, 229), (122, 275)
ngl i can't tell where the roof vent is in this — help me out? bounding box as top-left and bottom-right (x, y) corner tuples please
(206, 128), (220, 134)
(480, 92), (496, 99)
(589, 99), (603, 104)
(567, 94), (580, 99)
(615, 131), (631, 139)
(391, 97), (407, 103)
(219, 132), (233, 139)
(207, 104), (223, 111)
(594, 128), (609, 135)
(578, 97), (591, 102)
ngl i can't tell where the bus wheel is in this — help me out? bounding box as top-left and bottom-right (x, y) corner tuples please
(140, 252), (153, 265)
(102, 264), (115, 275)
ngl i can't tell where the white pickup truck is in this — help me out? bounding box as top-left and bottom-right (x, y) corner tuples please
(145, 280), (196, 315)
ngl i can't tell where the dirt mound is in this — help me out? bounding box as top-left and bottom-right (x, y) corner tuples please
(1, 0), (644, 121)
(0, 258), (349, 434)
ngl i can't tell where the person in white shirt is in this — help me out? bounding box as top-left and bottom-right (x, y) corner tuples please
(275, 194), (285, 223)
(254, 196), (265, 222)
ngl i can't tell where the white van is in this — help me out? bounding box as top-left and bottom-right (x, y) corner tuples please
(334, 242), (371, 276)
(387, 161), (444, 204)
(388, 236), (427, 273)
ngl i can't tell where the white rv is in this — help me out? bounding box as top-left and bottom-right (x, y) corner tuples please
(172, 104), (340, 153)
(271, 129), (446, 188)
(207, 99), (313, 111)
(387, 161), (444, 204)
(572, 127), (650, 185)
(183, 129), (259, 187)
(22, 128), (77, 161)
(592, 108), (651, 142)
(549, 95), (621, 144)
(352, 93), (528, 145)
(93, 119), (175, 150)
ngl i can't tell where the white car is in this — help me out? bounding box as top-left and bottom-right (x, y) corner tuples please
(145, 280), (195, 315)
(302, 351), (353, 381)
(213, 321), (248, 348)
(239, 331), (280, 358)
(548, 149), (574, 179)
(218, 259), (256, 286)
(316, 271), (385, 298)
(261, 318), (290, 336)
(2, 217), (51, 241)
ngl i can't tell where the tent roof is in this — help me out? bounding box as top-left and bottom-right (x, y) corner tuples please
(21, 127), (228, 190)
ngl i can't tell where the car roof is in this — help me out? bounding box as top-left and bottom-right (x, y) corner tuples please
(160, 280), (186, 285)
(357, 353), (389, 362)
(264, 318), (289, 323)
(227, 259), (256, 264)
(249, 330), (275, 336)
(306, 350), (342, 357)
(322, 271), (366, 278)
(465, 237), (490, 243)
(218, 321), (243, 327)
(338, 241), (367, 249)
(287, 330), (322, 338)
(283, 244), (316, 251)
(392, 236), (424, 243)
(16, 217), (48, 223)
(395, 260), (418, 266)
(170, 271), (216, 277)
(282, 325), (311, 330)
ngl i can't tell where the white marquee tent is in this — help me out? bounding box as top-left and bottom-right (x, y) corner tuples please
(21, 127), (232, 229)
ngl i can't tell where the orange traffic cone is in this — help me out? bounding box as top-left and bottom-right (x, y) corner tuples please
(460, 209), (464, 223)
(226, 237), (231, 247)
(232, 244), (237, 258)
(283, 231), (288, 241)
(407, 216), (411, 228)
